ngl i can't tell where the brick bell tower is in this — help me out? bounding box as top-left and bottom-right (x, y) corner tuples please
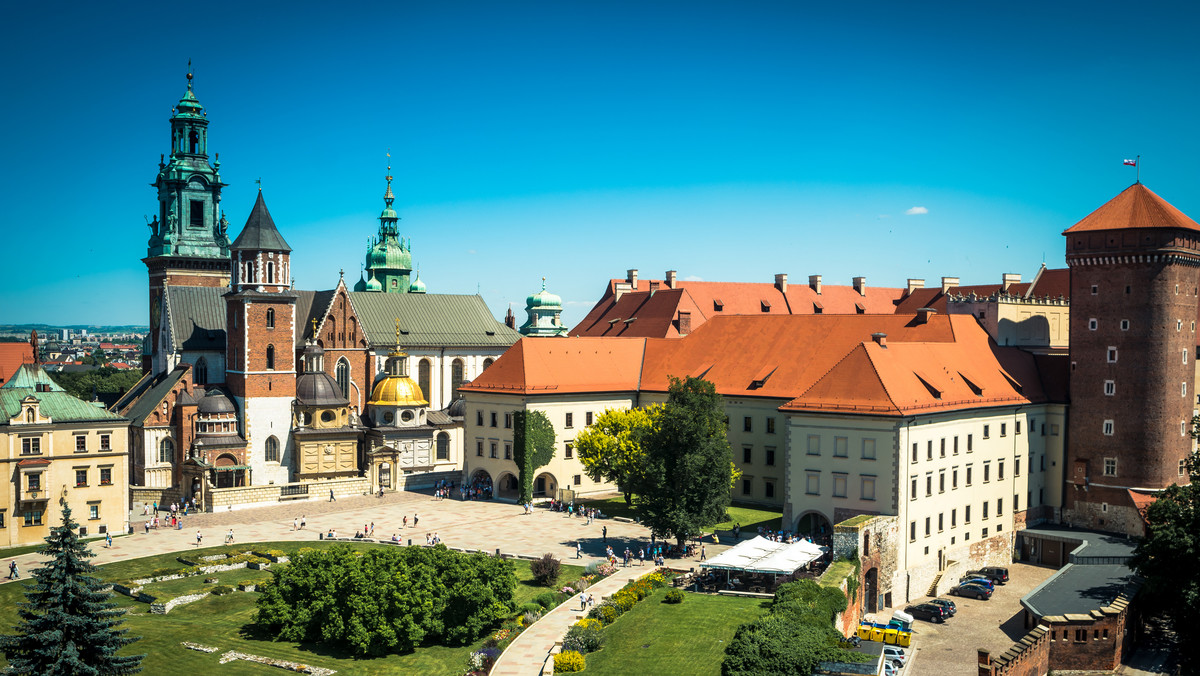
(225, 190), (297, 486)
(1064, 183), (1200, 536)
(144, 66), (232, 373)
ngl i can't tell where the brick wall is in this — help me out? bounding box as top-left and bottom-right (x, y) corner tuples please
(977, 625), (1050, 676)
(1042, 593), (1133, 673)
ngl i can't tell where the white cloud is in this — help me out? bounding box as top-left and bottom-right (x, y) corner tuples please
(878, 214), (891, 219)
(683, 275), (704, 282)
(905, 206), (929, 215)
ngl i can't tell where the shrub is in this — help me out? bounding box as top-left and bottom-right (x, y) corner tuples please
(611, 590), (637, 612)
(588, 603), (619, 625)
(519, 602), (543, 616)
(574, 618), (602, 631)
(522, 609), (542, 627)
(210, 585), (233, 596)
(534, 592), (558, 609)
(563, 623), (605, 654)
(585, 560), (602, 575)
(531, 553), (562, 587)
(664, 589), (685, 604)
(554, 650), (586, 673)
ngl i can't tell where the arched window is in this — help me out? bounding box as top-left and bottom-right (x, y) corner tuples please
(436, 432), (450, 461)
(483, 357), (495, 371)
(188, 130), (199, 153)
(194, 357), (208, 385)
(266, 261), (275, 284)
(266, 345), (275, 370)
(328, 317), (336, 343)
(265, 436), (279, 462)
(336, 358), (350, 399)
(451, 358), (465, 402)
(159, 438), (174, 464)
(266, 308), (275, 329)
(418, 359), (432, 402)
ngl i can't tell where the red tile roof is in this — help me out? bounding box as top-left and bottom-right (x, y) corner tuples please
(0, 343), (34, 386)
(1127, 490), (1158, 523)
(1063, 183), (1200, 234)
(461, 337), (651, 395)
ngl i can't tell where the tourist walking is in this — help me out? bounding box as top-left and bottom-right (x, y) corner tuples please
(8, 561), (17, 579)
(700, 544), (706, 561)
(300, 515), (306, 529)
(106, 533), (112, 548)
(196, 530), (203, 546)
(602, 525), (607, 543)
(413, 514), (419, 528)
(576, 542), (583, 559)
(403, 515), (408, 528)
(226, 528), (234, 544)
(329, 489), (336, 502)
(293, 518), (298, 531)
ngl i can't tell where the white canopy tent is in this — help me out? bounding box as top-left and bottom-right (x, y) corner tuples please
(700, 536), (828, 575)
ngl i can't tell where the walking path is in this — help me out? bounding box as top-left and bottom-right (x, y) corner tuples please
(0, 490), (732, 585)
(491, 563), (650, 676)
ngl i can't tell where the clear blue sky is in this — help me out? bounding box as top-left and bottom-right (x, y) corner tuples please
(3, 1), (1198, 327)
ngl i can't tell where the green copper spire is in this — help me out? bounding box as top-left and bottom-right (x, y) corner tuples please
(520, 277), (568, 337)
(145, 64), (229, 260)
(362, 154), (418, 293)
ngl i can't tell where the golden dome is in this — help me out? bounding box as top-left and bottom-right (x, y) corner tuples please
(369, 375), (428, 407)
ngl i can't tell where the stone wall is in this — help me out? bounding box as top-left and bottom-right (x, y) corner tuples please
(977, 625), (1050, 676)
(910, 530), (1014, 601)
(833, 514), (899, 617)
(209, 476), (370, 511)
(131, 487), (183, 516)
(150, 591), (211, 614)
(1042, 593), (1134, 673)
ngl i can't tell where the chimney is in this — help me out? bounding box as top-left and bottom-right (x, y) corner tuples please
(941, 276), (960, 293)
(1002, 273), (1021, 291)
(666, 270), (677, 289)
(678, 311), (692, 336)
(916, 307), (937, 324)
(627, 269), (639, 290)
(871, 333), (887, 348)
(853, 276), (866, 296)
(809, 275), (822, 294)
(774, 273), (788, 294)
(906, 279), (925, 296)
(649, 281), (660, 294)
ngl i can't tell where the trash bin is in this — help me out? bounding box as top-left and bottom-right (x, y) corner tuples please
(869, 625), (885, 642)
(897, 631), (912, 647)
(857, 624), (872, 640)
(883, 628), (898, 645)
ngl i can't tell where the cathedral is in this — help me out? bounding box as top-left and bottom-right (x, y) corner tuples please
(114, 72), (519, 511)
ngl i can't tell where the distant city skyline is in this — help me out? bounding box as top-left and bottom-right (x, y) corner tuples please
(3, 1), (1198, 326)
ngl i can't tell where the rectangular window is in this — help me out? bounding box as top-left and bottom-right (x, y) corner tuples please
(910, 521), (917, 542)
(1016, 421), (1022, 435)
(1015, 457), (1022, 476)
(585, 411), (593, 426)
(861, 476), (876, 501)
(967, 434), (973, 451)
(27, 473), (40, 491)
(1051, 424), (1060, 436)
(743, 416), (752, 432)
(75, 435), (87, 452)
(490, 412), (498, 427)
(504, 443), (512, 460)
(951, 509), (957, 527)
(490, 442), (497, 459)
(912, 442), (918, 463)
(833, 474), (847, 498)
(953, 436), (959, 455)
(910, 476), (918, 501)
(1000, 423), (1007, 437)
(939, 470), (945, 493)
(997, 498), (1003, 516)
(564, 443), (573, 459)
(940, 438), (946, 457)
(477, 411), (484, 426)
(925, 517), (931, 537)
(984, 462), (991, 483)
(1014, 493), (1020, 511)
(807, 435), (820, 456)
(765, 448), (776, 466)
(983, 424), (990, 439)
(1041, 455), (1046, 471)
(983, 527), (989, 537)
(573, 475), (582, 486)
(965, 505), (972, 523)
(927, 440), (933, 461)
(476, 441), (483, 457)
(862, 438), (876, 459)
(966, 465), (973, 486)
(998, 459), (1005, 480)
(766, 417), (776, 434)
(805, 472), (820, 495)
(23, 511), (42, 527)
(834, 437), (848, 457)
(75, 469), (87, 487)
(764, 481), (775, 499)
(742, 479), (752, 495)
(1104, 457), (1117, 476)
(504, 413), (513, 429)
(952, 468), (959, 489)
(99, 434), (110, 451)
(0, 513), (4, 528)
(938, 513), (944, 532)
(1107, 347), (1118, 363)
(190, 200), (204, 227)
(926, 474), (932, 497)
(743, 446), (752, 464)
(21, 438), (40, 455)
(983, 501), (990, 519)
(89, 504), (100, 520)
(1103, 420), (1114, 436)
(565, 412), (574, 428)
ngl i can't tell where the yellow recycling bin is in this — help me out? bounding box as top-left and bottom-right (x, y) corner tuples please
(896, 631), (912, 647)
(869, 625), (885, 642)
(883, 628), (899, 645)
(857, 624), (872, 640)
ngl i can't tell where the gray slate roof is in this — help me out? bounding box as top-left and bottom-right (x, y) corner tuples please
(166, 287), (226, 351)
(120, 367), (189, 425)
(348, 292), (519, 348)
(230, 192), (292, 252)
(1021, 564), (1138, 617)
(294, 289), (336, 347)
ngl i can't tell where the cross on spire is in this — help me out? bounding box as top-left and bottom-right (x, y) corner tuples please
(311, 318), (318, 337)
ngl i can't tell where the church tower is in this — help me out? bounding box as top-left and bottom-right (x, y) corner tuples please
(225, 191), (296, 486)
(354, 164), (420, 293)
(1063, 183), (1200, 536)
(520, 278), (569, 337)
(144, 67), (231, 371)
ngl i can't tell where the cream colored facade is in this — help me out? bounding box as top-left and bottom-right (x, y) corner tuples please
(948, 295), (1069, 353)
(785, 403), (1066, 602)
(463, 392), (637, 500)
(1, 409), (131, 546)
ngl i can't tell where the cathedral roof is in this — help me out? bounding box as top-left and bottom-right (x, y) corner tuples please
(231, 192), (292, 252)
(1063, 183), (1200, 234)
(297, 370), (349, 407)
(197, 388), (237, 414)
(369, 375), (428, 407)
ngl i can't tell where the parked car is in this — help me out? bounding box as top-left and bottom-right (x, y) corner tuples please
(884, 661), (898, 676)
(883, 646), (908, 666)
(928, 598), (957, 615)
(950, 582), (993, 600)
(905, 602), (950, 623)
(959, 575), (995, 590)
(966, 566), (1009, 584)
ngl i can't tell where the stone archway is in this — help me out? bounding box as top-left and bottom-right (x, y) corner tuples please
(496, 472), (519, 500)
(864, 566), (879, 613)
(533, 472), (557, 498)
(796, 511), (833, 540)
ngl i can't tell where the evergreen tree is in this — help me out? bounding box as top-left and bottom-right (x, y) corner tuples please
(634, 376), (732, 550)
(0, 503), (143, 675)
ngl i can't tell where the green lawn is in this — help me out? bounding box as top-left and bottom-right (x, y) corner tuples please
(581, 586), (769, 675)
(576, 498), (782, 533)
(0, 541), (586, 675)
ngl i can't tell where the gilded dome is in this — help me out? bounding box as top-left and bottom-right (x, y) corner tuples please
(369, 375), (428, 407)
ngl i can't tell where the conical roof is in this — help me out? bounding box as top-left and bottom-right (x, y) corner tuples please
(231, 191), (292, 251)
(1063, 183), (1200, 234)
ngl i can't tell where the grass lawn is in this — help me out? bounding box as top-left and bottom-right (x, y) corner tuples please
(577, 497), (782, 533)
(581, 586), (769, 675)
(0, 540), (587, 675)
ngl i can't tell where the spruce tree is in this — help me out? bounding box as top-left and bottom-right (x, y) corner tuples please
(0, 503), (143, 675)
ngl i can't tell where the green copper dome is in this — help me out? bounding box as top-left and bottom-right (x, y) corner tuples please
(367, 238), (411, 271)
(409, 271), (426, 294)
(353, 272), (367, 292)
(526, 278), (562, 308)
(365, 271), (383, 291)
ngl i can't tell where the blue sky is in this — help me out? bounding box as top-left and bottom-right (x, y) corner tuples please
(3, 1), (1198, 327)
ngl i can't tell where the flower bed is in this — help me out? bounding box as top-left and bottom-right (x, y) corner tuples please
(574, 571), (673, 661)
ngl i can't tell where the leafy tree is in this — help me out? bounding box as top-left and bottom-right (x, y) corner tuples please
(0, 503), (143, 675)
(1129, 447), (1200, 670)
(574, 405), (660, 507)
(633, 376), (732, 550)
(50, 367), (144, 402)
(513, 410), (556, 503)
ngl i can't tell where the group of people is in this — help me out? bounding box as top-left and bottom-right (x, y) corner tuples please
(546, 500), (601, 524)
(464, 476), (492, 500)
(432, 479), (455, 500)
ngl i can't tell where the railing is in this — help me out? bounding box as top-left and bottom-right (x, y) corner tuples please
(280, 484), (309, 498)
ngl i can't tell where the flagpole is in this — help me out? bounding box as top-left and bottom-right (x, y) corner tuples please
(1136, 155), (1140, 184)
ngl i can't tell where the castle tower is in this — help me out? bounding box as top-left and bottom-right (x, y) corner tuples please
(519, 278), (569, 337)
(358, 163), (417, 293)
(1063, 183), (1200, 535)
(144, 67), (231, 372)
(224, 191), (296, 485)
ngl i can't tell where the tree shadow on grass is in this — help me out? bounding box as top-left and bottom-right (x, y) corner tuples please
(237, 621), (446, 663)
